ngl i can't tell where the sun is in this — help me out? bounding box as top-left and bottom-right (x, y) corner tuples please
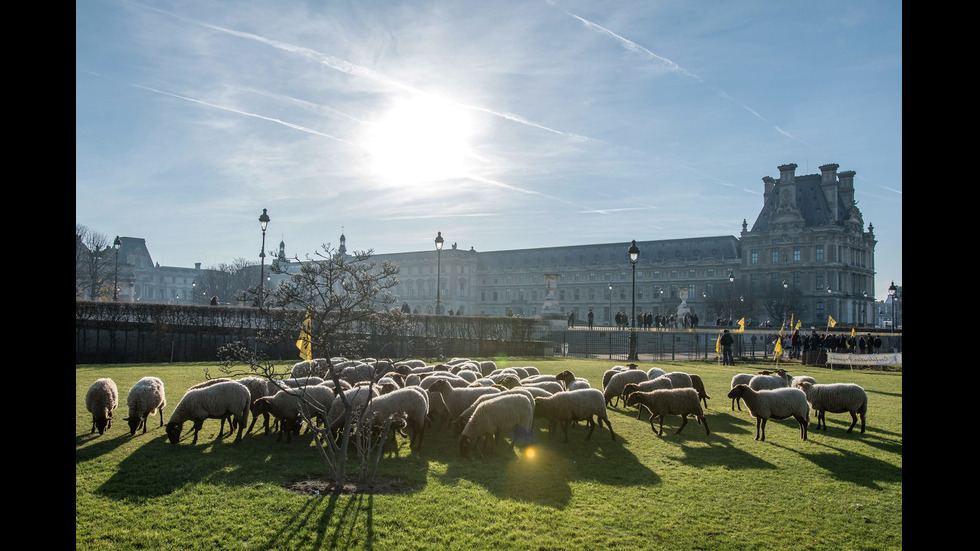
(363, 93), (477, 187)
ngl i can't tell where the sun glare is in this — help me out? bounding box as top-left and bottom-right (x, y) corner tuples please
(364, 94), (477, 187)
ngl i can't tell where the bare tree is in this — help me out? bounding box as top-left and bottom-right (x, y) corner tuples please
(216, 243), (410, 487)
(76, 224), (117, 301)
(193, 258), (257, 305)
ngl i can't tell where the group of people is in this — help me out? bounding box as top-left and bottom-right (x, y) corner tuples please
(610, 311), (700, 330)
(772, 329), (885, 359)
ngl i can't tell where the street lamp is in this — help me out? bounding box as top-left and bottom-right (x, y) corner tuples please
(608, 284), (613, 326)
(258, 208), (270, 307)
(782, 279), (789, 325)
(112, 236), (121, 301)
(888, 281), (898, 331)
(628, 240), (640, 360)
(435, 231), (444, 315)
(728, 271), (735, 324)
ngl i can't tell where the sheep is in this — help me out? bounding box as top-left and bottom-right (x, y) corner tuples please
(165, 381), (250, 445)
(625, 388), (709, 436)
(290, 358), (330, 379)
(622, 377), (674, 419)
(647, 367), (667, 380)
(123, 376), (166, 435)
(729, 373), (756, 411)
(185, 377), (239, 434)
(85, 378), (118, 435)
(565, 377), (593, 391)
(726, 384), (809, 441)
(689, 374), (711, 409)
(426, 378), (501, 425)
(521, 380), (566, 394)
(662, 371), (694, 389)
(450, 388), (537, 437)
(796, 382), (867, 434)
(748, 369), (791, 391)
(459, 393), (535, 457)
(250, 389), (305, 442)
(601, 365), (629, 389)
(533, 388), (615, 442)
(791, 375), (817, 389)
(603, 369), (649, 407)
(361, 386), (430, 451)
(325, 384), (380, 434)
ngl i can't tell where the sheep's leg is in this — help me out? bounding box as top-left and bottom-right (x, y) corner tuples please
(246, 412), (261, 434)
(676, 414), (688, 435)
(585, 418), (597, 440)
(603, 417), (615, 440)
(756, 418), (765, 441)
(794, 414), (807, 441)
(159, 407), (166, 427)
(700, 415), (710, 436)
(858, 413), (866, 434)
(657, 416), (665, 436)
(561, 420), (570, 443)
(846, 412), (858, 433)
(192, 420), (204, 444)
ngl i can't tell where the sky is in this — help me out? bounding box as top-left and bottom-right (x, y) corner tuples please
(76, 0), (902, 301)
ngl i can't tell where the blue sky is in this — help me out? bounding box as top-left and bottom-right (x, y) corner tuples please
(76, 0), (901, 300)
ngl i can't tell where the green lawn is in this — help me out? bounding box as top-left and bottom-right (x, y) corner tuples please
(76, 358), (902, 550)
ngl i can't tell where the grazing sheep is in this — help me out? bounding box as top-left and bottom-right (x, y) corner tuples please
(622, 377), (674, 419)
(533, 388), (615, 442)
(325, 385), (380, 433)
(662, 371), (694, 389)
(250, 389), (305, 442)
(459, 393), (535, 457)
(450, 388), (537, 437)
(361, 386), (430, 451)
(290, 358), (330, 379)
(426, 378), (501, 423)
(123, 376), (166, 435)
(791, 375), (817, 389)
(625, 388), (709, 436)
(797, 382), (867, 434)
(603, 369), (649, 407)
(165, 381), (250, 445)
(86, 378), (118, 435)
(726, 384), (809, 441)
(646, 367), (667, 380)
(729, 373), (756, 411)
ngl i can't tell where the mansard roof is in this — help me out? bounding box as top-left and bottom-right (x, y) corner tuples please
(750, 172), (848, 232)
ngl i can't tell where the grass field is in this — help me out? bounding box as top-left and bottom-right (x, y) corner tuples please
(76, 357), (902, 550)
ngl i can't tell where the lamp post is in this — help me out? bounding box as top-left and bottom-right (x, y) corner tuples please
(628, 240), (640, 361)
(782, 279), (789, 326)
(608, 284), (613, 326)
(435, 232), (444, 315)
(728, 271), (735, 324)
(112, 236), (121, 301)
(258, 208), (270, 307)
(888, 281), (898, 331)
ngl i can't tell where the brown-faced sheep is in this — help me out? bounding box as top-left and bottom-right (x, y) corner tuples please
(726, 384), (809, 441)
(533, 388), (615, 442)
(86, 378), (118, 435)
(124, 376), (166, 435)
(796, 382), (867, 433)
(625, 388), (709, 436)
(165, 381), (250, 445)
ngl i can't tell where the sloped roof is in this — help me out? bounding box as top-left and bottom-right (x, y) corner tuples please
(751, 173), (848, 232)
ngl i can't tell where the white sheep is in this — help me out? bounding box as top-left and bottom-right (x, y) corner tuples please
(726, 384), (809, 441)
(86, 378), (118, 435)
(459, 393), (535, 457)
(123, 376), (166, 435)
(796, 382), (867, 434)
(790, 375), (817, 389)
(361, 386), (430, 451)
(450, 388), (537, 437)
(426, 378), (501, 426)
(625, 388), (709, 436)
(533, 388), (615, 442)
(729, 373), (756, 411)
(646, 367), (667, 380)
(603, 369), (649, 407)
(748, 369), (792, 391)
(165, 381), (251, 445)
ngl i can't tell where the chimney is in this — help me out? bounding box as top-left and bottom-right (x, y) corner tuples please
(777, 163), (797, 184)
(762, 176), (776, 201)
(838, 170), (856, 206)
(195, 262), (201, 270)
(820, 163), (840, 221)
(776, 163), (798, 207)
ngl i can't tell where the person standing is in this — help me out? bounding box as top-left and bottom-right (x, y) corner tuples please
(720, 329), (735, 366)
(587, 308), (594, 330)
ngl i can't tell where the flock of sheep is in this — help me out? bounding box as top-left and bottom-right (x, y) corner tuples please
(83, 358), (869, 455)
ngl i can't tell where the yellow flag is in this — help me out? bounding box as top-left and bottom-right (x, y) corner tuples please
(828, 315), (837, 328)
(851, 327), (856, 338)
(715, 334), (721, 355)
(795, 319), (802, 330)
(778, 321), (786, 336)
(296, 314), (312, 362)
(790, 314), (794, 329)
(736, 318), (745, 333)
(774, 337), (783, 358)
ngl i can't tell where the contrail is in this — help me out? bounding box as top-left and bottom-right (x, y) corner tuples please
(131, 84), (356, 145)
(136, 3), (592, 142)
(564, 10), (810, 147)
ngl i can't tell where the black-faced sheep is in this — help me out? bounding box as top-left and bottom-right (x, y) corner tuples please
(729, 373), (755, 411)
(533, 388), (615, 442)
(726, 384), (809, 441)
(250, 389), (304, 442)
(165, 381), (250, 445)
(123, 376), (166, 435)
(796, 382), (867, 434)
(625, 388), (709, 436)
(86, 378), (118, 435)
(459, 393), (534, 457)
